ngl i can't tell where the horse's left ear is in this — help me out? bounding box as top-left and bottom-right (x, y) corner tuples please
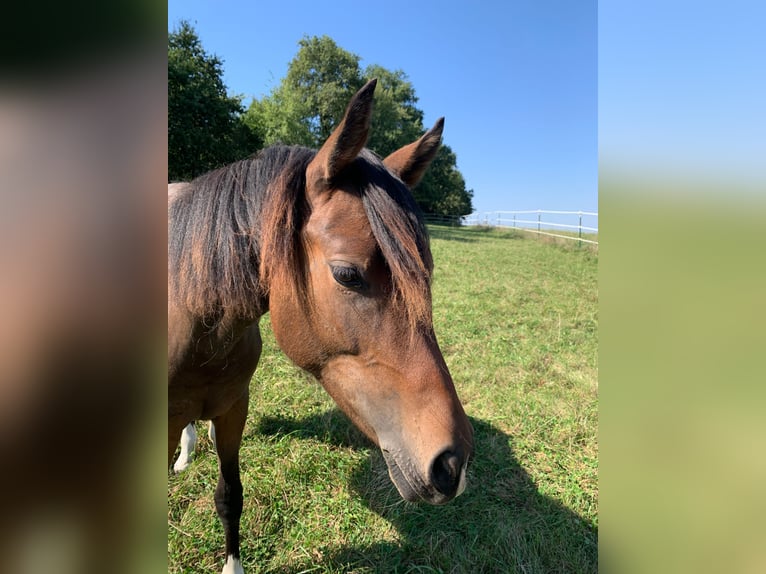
(383, 117), (444, 188)
(307, 79), (377, 192)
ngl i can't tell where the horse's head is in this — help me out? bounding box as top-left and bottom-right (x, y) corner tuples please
(267, 80), (473, 504)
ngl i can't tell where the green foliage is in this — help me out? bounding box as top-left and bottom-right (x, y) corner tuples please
(244, 35), (474, 217)
(285, 36), (363, 144)
(169, 229), (598, 573)
(362, 65), (424, 157)
(168, 21), (260, 181)
(416, 144), (474, 216)
(244, 36), (363, 149)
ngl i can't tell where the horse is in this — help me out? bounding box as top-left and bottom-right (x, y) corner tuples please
(168, 79), (474, 574)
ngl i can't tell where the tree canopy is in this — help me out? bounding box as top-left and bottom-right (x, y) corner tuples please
(245, 36), (473, 216)
(244, 36), (363, 149)
(167, 29), (472, 215)
(168, 21), (259, 181)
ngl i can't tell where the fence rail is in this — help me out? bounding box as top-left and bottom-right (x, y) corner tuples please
(427, 210), (599, 246)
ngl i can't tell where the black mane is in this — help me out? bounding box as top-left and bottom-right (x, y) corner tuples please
(168, 145), (432, 329)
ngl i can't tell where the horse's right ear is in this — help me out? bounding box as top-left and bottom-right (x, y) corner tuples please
(307, 79), (377, 195)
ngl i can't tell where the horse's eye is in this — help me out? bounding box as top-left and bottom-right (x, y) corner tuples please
(332, 266), (363, 289)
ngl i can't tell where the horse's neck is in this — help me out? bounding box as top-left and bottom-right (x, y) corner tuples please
(194, 312), (259, 360)
(170, 301), (261, 375)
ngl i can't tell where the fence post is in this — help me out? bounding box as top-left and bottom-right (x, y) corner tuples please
(537, 210), (541, 235)
(578, 211), (583, 247)
(513, 214), (516, 229)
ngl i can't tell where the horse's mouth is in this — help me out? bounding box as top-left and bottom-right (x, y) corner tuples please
(380, 449), (457, 506)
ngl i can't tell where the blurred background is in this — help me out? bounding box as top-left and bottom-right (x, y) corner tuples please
(0, 1), (166, 572)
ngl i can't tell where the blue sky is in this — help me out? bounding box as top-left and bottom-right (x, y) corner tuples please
(168, 0), (597, 214)
(599, 0), (765, 187)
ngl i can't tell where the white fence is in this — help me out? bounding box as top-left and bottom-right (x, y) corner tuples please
(462, 210), (599, 245)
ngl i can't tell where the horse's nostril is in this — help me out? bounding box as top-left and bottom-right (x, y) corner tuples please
(430, 450), (462, 498)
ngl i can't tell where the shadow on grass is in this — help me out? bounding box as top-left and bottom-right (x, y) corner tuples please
(426, 225), (481, 243)
(427, 225), (536, 244)
(257, 410), (597, 573)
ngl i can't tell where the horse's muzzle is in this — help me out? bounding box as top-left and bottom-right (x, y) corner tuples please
(382, 445), (470, 505)
(430, 448), (467, 500)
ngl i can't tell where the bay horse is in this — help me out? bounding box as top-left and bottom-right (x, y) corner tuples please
(168, 79), (473, 574)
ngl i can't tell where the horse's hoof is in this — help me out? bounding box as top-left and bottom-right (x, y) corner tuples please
(173, 457), (191, 473)
(222, 555), (244, 574)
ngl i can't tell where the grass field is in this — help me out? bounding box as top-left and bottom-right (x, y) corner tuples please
(168, 225), (598, 573)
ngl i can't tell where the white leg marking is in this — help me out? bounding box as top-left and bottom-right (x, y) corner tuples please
(222, 554), (244, 574)
(173, 423), (197, 473)
(208, 420), (217, 449)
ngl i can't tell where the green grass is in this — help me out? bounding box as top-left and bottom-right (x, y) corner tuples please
(168, 225), (598, 573)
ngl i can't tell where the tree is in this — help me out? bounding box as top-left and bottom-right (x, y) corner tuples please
(415, 145), (474, 216)
(168, 21), (259, 181)
(244, 35), (473, 216)
(362, 65), (424, 157)
(245, 36), (363, 149)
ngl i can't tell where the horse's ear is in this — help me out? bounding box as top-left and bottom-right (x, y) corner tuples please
(383, 117), (444, 188)
(307, 78), (377, 191)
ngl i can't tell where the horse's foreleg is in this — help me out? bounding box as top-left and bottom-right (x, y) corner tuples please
(172, 423), (197, 473)
(168, 418), (188, 470)
(213, 390), (248, 574)
(208, 419), (217, 448)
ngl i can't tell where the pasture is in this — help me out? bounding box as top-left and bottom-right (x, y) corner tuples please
(168, 225), (598, 573)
